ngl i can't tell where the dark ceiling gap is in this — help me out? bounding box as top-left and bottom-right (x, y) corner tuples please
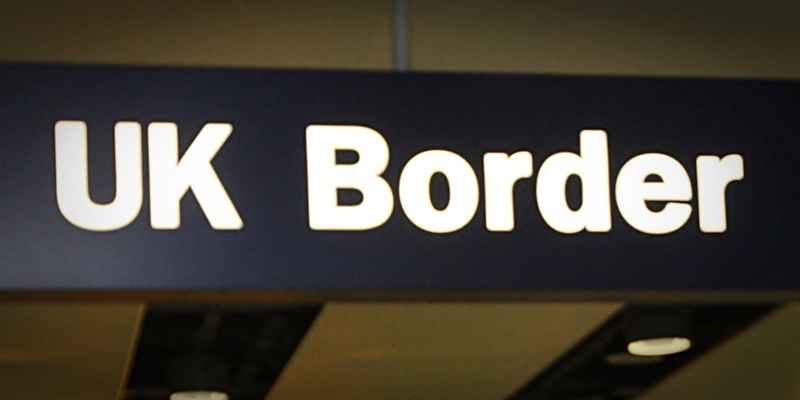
(125, 304), (321, 400)
(508, 304), (778, 400)
(194, 305), (225, 351)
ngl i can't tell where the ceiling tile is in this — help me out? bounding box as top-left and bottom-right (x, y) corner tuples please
(0, 303), (143, 400)
(267, 302), (621, 400)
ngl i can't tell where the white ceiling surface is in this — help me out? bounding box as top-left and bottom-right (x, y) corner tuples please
(0, 303), (143, 400)
(266, 302), (622, 400)
(640, 303), (800, 400)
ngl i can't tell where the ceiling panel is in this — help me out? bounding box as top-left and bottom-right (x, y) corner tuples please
(0, 0), (391, 69)
(0, 303), (143, 400)
(411, 0), (800, 78)
(266, 302), (622, 400)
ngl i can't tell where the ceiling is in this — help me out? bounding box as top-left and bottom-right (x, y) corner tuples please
(1, 1), (799, 78)
(0, 304), (142, 400)
(1, 302), (797, 400)
(640, 303), (800, 400)
(125, 305), (319, 400)
(266, 303), (621, 400)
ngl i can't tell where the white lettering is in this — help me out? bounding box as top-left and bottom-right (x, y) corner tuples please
(483, 151), (533, 232)
(696, 154), (744, 232)
(148, 122), (242, 230)
(616, 153), (692, 234)
(305, 125), (393, 230)
(399, 150), (479, 233)
(55, 121), (745, 236)
(536, 130), (611, 234)
(55, 120), (143, 231)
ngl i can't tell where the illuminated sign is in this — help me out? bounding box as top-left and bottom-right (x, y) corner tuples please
(0, 64), (797, 292)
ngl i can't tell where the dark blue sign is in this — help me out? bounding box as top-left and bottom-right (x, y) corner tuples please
(0, 64), (798, 292)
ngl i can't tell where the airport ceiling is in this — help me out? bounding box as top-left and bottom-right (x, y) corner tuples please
(1, 301), (799, 400)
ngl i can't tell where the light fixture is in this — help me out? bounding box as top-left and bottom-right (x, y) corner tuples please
(624, 308), (692, 357)
(168, 353), (230, 400)
(627, 336), (691, 356)
(170, 391), (229, 400)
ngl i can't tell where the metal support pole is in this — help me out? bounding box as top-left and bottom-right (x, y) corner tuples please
(393, 0), (410, 71)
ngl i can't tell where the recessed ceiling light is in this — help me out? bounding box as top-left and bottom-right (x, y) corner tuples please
(627, 336), (691, 356)
(170, 391), (229, 400)
(168, 353), (229, 400)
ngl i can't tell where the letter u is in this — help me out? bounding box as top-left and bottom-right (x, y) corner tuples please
(54, 120), (143, 231)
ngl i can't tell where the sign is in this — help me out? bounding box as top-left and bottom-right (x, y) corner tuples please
(0, 64), (798, 292)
